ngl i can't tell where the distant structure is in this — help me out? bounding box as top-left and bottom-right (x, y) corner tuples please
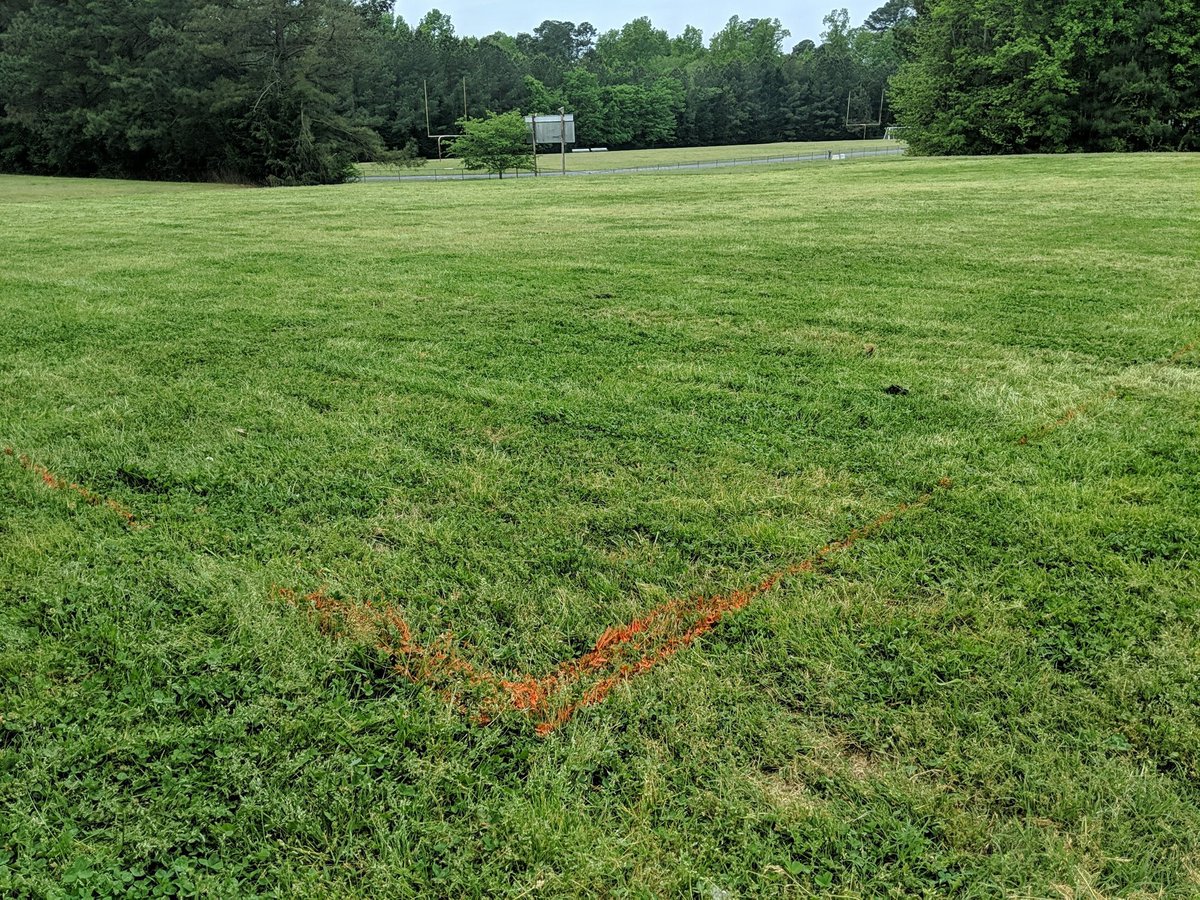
(524, 110), (576, 175)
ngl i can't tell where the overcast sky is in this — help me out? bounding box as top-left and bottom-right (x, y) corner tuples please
(394, 3), (880, 46)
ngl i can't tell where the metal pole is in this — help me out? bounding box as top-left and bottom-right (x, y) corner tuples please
(530, 116), (538, 176)
(559, 108), (566, 176)
(463, 77), (468, 119)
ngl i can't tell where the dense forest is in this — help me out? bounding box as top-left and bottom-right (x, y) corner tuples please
(0, 0), (1195, 184)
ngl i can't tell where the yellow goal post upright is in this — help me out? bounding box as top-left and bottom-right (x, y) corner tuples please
(846, 87), (885, 140)
(423, 77), (468, 159)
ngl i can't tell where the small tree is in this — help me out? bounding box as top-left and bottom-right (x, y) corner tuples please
(450, 111), (533, 178)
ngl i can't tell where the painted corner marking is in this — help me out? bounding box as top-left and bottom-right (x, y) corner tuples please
(285, 478), (951, 734)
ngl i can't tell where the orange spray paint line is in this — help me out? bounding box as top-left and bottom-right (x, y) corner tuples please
(287, 478), (951, 734)
(4, 447), (140, 528)
(1017, 341), (1195, 445)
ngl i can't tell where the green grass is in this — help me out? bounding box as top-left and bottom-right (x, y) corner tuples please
(1, 154), (1199, 897)
(0, 175), (242, 203)
(358, 138), (902, 177)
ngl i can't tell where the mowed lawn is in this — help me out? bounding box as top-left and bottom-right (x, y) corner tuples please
(1, 155), (1198, 896)
(357, 138), (902, 176)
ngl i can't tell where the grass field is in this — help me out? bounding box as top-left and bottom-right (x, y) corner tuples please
(357, 138), (902, 177)
(2, 154), (1199, 897)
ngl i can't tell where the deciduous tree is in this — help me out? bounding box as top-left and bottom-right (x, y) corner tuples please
(450, 110), (533, 177)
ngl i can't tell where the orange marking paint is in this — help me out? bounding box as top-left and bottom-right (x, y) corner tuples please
(1017, 389), (1119, 445)
(285, 478), (951, 734)
(1168, 343), (1195, 364)
(4, 447), (140, 528)
(1017, 342), (1195, 445)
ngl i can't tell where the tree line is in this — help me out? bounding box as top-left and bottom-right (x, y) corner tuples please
(0, 1), (1194, 185)
(892, 0), (1198, 154)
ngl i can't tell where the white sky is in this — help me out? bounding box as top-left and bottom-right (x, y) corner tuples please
(395, 3), (881, 46)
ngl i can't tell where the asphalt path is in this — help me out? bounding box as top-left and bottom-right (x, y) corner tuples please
(359, 146), (904, 183)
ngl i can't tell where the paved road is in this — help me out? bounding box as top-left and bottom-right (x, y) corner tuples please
(359, 146), (904, 183)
